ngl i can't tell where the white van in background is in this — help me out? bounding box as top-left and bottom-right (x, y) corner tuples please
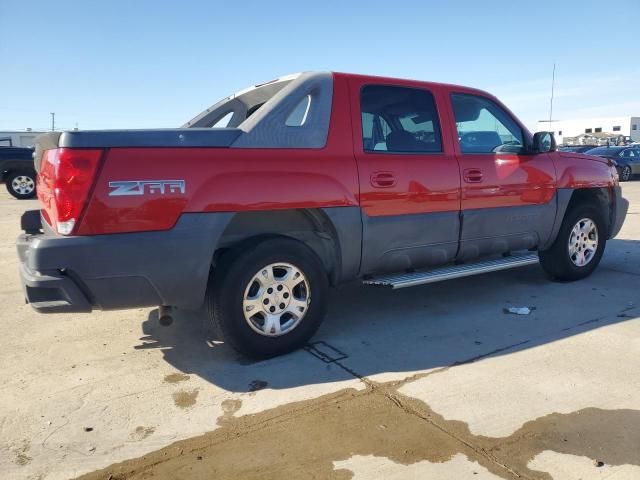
(0, 130), (47, 148)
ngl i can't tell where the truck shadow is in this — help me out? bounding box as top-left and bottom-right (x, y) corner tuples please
(134, 238), (640, 393)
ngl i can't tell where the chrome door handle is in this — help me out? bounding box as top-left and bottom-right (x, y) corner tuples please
(371, 171), (397, 188)
(463, 168), (483, 183)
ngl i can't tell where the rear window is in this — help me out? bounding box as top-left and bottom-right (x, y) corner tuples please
(360, 85), (442, 153)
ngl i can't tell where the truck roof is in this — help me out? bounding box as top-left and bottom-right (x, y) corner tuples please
(332, 71), (491, 97)
(185, 71), (495, 131)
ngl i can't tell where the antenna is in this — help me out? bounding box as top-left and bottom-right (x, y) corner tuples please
(549, 63), (556, 126)
(50, 112), (55, 131)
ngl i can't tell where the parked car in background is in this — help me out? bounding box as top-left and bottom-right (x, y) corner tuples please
(0, 131), (46, 148)
(558, 145), (599, 153)
(586, 146), (640, 181)
(0, 146), (36, 199)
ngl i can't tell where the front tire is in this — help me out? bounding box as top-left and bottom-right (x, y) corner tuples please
(6, 171), (36, 199)
(207, 237), (329, 358)
(539, 203), (606, 281)
(619, 165), (632, 182)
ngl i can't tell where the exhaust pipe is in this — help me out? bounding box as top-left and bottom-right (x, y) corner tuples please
(158, 305), (174, 326)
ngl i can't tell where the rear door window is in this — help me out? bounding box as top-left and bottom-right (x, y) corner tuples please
(360, 85), (442, 153)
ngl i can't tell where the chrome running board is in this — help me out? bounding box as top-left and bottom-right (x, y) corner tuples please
(363, 253), (539, 289)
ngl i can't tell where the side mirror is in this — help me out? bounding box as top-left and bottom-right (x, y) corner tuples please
(532, 131), (556, 153)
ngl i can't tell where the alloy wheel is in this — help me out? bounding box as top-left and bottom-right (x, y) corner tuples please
(568, 218), (598, 267)
(242, 262), (310, 337)
(11, 175), (35, 195)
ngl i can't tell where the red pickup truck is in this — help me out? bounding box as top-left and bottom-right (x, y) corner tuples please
(17, 72), (628, 357)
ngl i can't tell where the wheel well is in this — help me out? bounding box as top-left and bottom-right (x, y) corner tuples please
(5, 170), (37, 185)
(213, 209), (342, 284)
(3, 166), (35, 179)
(566, 187), (611, 235)
(2, 168), (18, 182)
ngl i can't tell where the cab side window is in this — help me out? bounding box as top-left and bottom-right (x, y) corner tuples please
(361, 85), (442, 154)
(451, 93), (524, 154)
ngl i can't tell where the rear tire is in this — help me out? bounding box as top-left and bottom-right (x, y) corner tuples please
(539, 203), (606, 281)
(207, 237), (329, 358)
(6, 171), (36, 199)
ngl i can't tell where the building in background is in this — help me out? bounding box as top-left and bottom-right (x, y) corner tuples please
(561, 132), (625, 146)
(536, 116), (640, 145)
(0, 130), (47, 147)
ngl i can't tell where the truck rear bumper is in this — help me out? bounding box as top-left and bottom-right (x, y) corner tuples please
(19, 261), (93, 313)
(17, 211), (233, 314)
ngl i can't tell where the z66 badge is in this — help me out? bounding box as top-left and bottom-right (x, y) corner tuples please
(108, 180), (186, 196)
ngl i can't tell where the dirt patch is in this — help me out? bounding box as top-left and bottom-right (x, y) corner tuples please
(393, 389), (640, 479)
(484, 407), (640, 478)
(76, 376), (640, 480)
(15, 452), (31, 466)
(172, 389), (199, 409)
(163, 373), (190, 384)
(78, 386), (484, 480)
(216, 399), (242, 426)
(129, 426), (156, 441)
(12, 440), (32, 466)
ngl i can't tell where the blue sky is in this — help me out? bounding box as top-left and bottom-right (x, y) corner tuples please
(1, 0), (638, 132)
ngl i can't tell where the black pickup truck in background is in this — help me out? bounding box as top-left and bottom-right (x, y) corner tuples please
(0, 147), (36, 199)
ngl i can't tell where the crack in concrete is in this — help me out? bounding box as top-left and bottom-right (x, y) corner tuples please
(321, 347), (528, 478)
(382, 390), (528, 479)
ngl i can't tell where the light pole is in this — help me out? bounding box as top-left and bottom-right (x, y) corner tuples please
(549, 63), (556, 125)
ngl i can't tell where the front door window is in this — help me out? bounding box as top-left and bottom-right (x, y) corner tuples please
(451, 93), (524, 154)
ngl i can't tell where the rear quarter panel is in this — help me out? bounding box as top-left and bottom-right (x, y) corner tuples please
(77, 75), (358, 235)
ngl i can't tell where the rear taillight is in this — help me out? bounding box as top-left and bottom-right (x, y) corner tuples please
(37, 148), (103, 235)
